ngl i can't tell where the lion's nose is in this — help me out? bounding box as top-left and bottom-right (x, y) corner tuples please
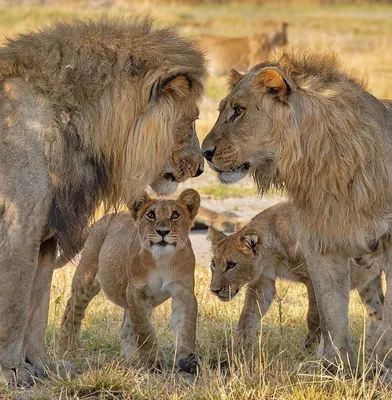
(156, 228), (170, 237)
(194, 165), (204, 177)
(202, 147), (216, 162)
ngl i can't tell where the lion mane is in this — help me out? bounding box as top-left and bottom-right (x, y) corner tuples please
(249, 52), (392, 253)
(0, 18), (206, 257)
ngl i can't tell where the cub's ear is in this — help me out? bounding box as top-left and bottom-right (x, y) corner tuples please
(150, 74), (191, 103)
(239, 229), (259, 253)
(207, 226), (227, 243)
(254, 69), (290, 102)
(228, 69), (244, 90)
(177, 189), (200, 220)
(129, 192), (151, 220)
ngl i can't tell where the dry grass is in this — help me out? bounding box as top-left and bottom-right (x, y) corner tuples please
(1, 2), (392, 398)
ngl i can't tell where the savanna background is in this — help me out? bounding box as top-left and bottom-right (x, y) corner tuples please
(1, 0), (392, 398)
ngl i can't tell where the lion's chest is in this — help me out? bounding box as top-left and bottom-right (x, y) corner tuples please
(145, 259), (175, 299)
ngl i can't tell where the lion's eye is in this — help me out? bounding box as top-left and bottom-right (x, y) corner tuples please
(230, 107), (244, 122)
(210, 260), (216, 271)
(146, 210), (156, 220)
(171, 211), (180, 221)
(226, 261), (237, 272)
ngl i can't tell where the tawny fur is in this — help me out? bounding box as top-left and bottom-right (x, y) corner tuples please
(0, 18), (205, 384)
(196, 31), (270, 76)
(202, 49), (392, 370)
(0, 18), (206, 256)
(58, 189), (200, 374)
(208, 202), (384, 354)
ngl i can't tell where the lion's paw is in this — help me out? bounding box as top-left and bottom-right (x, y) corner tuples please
(0, 364), (36, 387)
(178, 353), (198, 375)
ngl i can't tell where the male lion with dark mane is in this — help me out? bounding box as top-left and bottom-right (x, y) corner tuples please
(202, 51), (392, 374)
(0, 19), (206, 385)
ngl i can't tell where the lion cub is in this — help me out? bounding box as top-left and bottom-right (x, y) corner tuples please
(58, 189), (200, 374)
(208, 202), (384, 353)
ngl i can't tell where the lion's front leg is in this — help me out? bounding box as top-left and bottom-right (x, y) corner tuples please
(235, 276), (276, 358)
(23, 238), (56, 371)
(169, 285), (198, 374)
(372, 242), (392, 370)
(305, 250), (356, 372)
(0, 205), (49, 385)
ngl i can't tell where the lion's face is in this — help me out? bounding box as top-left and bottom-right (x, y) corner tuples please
(202, 66), (292, 189)
(132, 189), (200, 258)
(208, 226), (260, 302)
(151, 109), (204, 195)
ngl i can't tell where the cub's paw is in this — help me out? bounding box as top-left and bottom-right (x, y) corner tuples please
(178, 353), (198, 375)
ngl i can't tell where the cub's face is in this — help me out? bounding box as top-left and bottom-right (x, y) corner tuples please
(132, 189), (200, 258)
(208, 227), (260, 301)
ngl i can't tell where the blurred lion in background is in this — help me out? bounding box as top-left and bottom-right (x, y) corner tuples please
(197, 21), (289, 75)
(0, 18), (206, 385)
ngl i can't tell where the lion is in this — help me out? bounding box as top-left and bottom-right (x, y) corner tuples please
(208, 202), (384, 355)
(196, 31), (270, 76)
(0, 19), (206, 385)
(267, 22), (289, 48)
(58, 189), (200, 374)
(192, 206), (247, 233)
(201, 50), (392, 372)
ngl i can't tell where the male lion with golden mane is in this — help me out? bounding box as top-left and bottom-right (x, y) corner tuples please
(0, 19), (206, 385)
(202, 51), (392, 373)
(58, 189), (200, 374)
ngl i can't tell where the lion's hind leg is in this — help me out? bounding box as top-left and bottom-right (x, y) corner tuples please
(57, 248), (101, 357)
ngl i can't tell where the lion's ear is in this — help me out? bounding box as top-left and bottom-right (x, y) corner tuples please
(129, 192), (151, 220)
(150, 75), (191, 103)
(228, 69), (244, 89)
(177, 188), (200, 220)
(254, 69), (290, 102)
(207, 226), (227, 243)
(240, 229), (259, 253)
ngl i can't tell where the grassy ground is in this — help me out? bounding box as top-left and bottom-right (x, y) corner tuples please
(1, 2), (392, 398)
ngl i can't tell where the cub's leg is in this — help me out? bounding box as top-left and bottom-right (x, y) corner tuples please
(121, 292), (170, 360)
(58, 242), (101, 356)
(304, 280), (321, 348)
(126, 288), (166, 370)
(305, 250), (356, 372)
(169, 285), (198, 374)
(120, 310), (136, 360)
(235, 275), (276, 355)
(356, 274), (384, 349)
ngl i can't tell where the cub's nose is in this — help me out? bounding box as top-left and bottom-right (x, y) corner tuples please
(202, 147), (216, 162)
(156, 228), (170, 237)
(194, 165), (204, 177)
(211, 288), (221, 296)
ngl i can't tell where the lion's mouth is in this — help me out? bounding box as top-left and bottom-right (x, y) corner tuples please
(209, 162), (250, 175)
(208, 162), (250, 184)
(163, 172), (178, 183)
(150, 240), (176, 248)
(211, 289), (239, 302)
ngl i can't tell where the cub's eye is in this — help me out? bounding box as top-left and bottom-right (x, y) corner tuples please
(210, 260), (216, 271)
(171, 211), (180, 221)
(146, 210), (156, 220)
(226, 261), (237, 272)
